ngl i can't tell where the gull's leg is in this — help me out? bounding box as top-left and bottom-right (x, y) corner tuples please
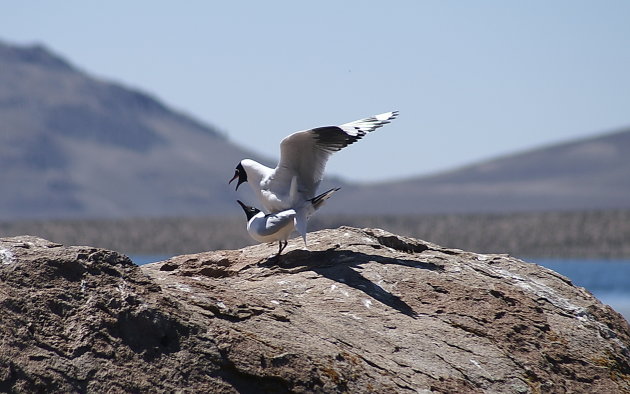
(277, 240), (288, 256)
(259, 241), (289, 267)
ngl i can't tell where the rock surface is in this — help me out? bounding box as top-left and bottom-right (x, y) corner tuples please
(1, 228), (629, 393)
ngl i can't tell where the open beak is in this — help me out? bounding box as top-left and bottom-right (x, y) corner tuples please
(229, 167), (245, 190)
(229, 174), (242, 191)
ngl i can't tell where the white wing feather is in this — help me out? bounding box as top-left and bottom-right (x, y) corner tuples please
(274, 111), (398, 199)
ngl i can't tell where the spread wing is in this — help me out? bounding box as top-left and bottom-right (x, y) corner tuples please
(274, 111), (398, 199)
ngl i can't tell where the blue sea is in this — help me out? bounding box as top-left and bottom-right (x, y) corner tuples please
(132, 255), (630, 322)
(527, 258), (630, 322)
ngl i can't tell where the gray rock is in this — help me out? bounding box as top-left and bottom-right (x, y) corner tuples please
(1, 228), (629, 393)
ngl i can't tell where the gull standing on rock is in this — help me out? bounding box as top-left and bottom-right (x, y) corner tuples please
(237, 187), (340, 257)
(229, 111), (398, 237)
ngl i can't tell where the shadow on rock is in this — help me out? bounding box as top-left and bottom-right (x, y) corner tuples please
(267, 248), (444, 318)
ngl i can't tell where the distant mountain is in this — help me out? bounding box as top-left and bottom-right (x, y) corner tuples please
(1, 40), (628, 220)
(330, 127), (630, 214)
(0, 40), (274, 219)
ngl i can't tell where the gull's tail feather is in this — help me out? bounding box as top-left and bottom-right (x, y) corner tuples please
(310, 187), (340, 210)
(295, 187), (341, 246)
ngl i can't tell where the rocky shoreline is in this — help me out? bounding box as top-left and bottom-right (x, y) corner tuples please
(1, 227), (629, 392)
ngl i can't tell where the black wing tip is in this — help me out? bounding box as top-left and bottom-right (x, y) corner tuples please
(312, 126), (361, 152)
(311, 111), (398, 152)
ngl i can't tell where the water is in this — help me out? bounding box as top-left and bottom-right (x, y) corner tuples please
(131, 255), (170, 266)
(131, 255), (630, 321)
(528, 258), (630, 321)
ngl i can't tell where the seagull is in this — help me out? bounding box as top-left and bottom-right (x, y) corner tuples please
(237, 187), (340, 257)
(229, 111), (398, 216)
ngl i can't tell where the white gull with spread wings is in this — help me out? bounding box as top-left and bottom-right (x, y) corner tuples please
(230, 111), (398, 209)
(229, 111), (398, 242)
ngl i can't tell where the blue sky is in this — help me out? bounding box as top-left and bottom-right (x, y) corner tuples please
(2, 1), (630, 182)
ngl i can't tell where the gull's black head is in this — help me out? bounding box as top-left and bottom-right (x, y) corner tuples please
(237, 200), (260, 221)
(229, 162), (248, 191)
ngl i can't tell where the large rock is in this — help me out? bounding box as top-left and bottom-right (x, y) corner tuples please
(1, 228), (629, 393)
